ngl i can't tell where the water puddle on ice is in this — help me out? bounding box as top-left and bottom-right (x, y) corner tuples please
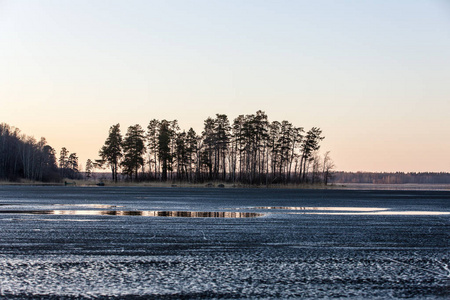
(53, 204), (123, 209)
(0, 210), (264, 218)
(299, 211), (450, 215)
(252, 207), (450, 215)
(254, 206), (389, 212)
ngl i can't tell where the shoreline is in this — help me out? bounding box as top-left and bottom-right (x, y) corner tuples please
(0, 180), (333, 189)
(1, 180), (449, 191)
(334, 183), (450, 191)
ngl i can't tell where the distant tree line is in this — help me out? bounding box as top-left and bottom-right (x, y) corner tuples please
(331, 172), (450, 184)
(0, 123), (59, 182)
(0, 123), (84, 182)
(96, 111), (334, 185)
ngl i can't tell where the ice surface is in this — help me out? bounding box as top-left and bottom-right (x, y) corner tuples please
(0, 186), (449, 299)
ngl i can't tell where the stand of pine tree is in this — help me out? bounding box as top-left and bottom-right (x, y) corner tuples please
(97, 111), (334, 185)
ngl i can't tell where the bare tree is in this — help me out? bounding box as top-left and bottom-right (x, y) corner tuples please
(322, 151), (335, 185)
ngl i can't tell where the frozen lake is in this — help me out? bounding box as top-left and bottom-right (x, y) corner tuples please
(0, 186), (449, 299)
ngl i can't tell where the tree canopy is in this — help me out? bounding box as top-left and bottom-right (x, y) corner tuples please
(97, 111), (331, 184)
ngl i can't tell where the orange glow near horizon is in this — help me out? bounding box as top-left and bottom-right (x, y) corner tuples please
(1, 1), (449, 172)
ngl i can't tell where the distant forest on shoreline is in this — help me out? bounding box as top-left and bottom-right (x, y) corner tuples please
(2, 115), (450, 186)
(331, 172), (450, 184)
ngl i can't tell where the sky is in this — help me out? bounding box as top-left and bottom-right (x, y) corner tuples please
(1, 0), (450, 172)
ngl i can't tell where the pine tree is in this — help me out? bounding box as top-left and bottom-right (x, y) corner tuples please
(175, 131), (188, 180)
(186, 128), (199, 182)
(121, 124), (146, 181)
(300, 127), (324, 182)
(146, 119), (160, 179)
(158, 120), (174, 181)
(68, 153), (79, 179)
(202, 117), (215, 180)
(85, 159), (94, 179)
(213, 114), (231, 181)
(59, 147), (69, 178)
(99, 124), (123, 183)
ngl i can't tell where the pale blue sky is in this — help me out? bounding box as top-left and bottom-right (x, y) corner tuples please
(1, 0), (449, 172)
